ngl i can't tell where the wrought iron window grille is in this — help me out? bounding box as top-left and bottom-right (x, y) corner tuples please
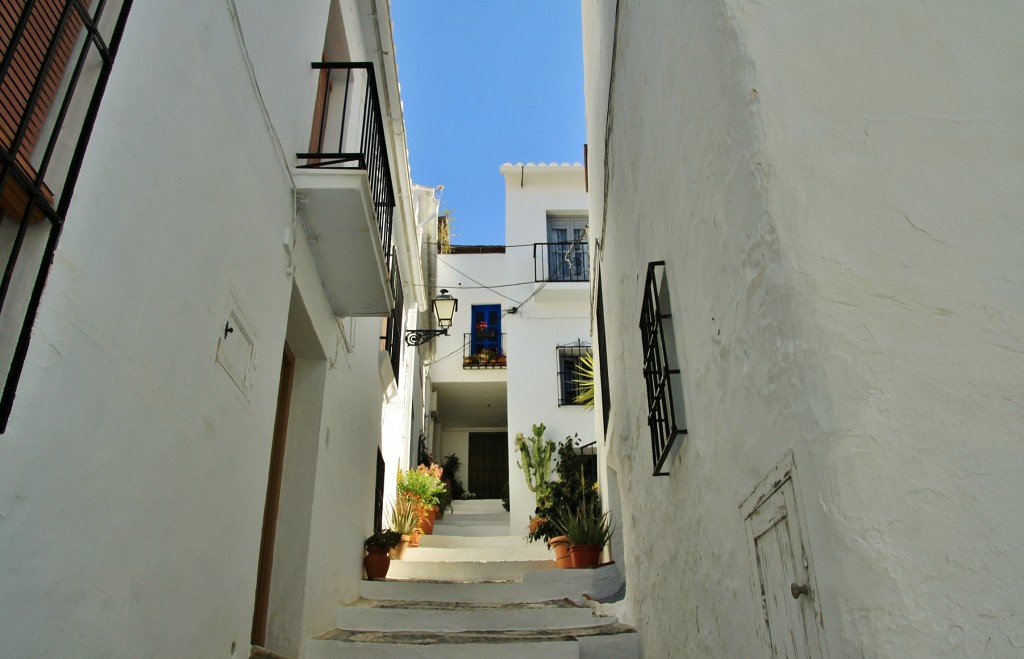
(380, 250), (403, 382)
(556, 339), (591, 406)
(639, 261), (687, 475)
(596, 279), (611, 436)
(0, 0), (135, 432)
(373, 448), (385, 534)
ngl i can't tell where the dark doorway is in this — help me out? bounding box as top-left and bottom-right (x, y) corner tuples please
(252, 343), (294, 646)
(468, 432), (508, 499)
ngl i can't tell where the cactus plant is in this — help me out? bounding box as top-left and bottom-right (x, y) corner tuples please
(515, 423), (555, 505)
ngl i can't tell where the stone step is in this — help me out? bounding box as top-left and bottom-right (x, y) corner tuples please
(399, 543), (551, 562)
(386, 557), (556, 582)
(435, 511), (510, 526)
(417, 534), (536, 549)
(334, 598), (613, 632)
(361, 564), (624, 605)
(432, 524), (511, 537)
(304, 624), (639, 659)
(449, 499), (506, 514)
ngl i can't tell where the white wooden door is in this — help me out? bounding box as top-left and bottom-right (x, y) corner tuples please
(747, 479), (824, 659)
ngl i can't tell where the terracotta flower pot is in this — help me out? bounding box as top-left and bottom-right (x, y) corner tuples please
(569, 544), (602, 569)
(421, 505), (437, 535)
(390, 535), (411, 560)
(409, 528), (422, 547)
(548, 535), (572, 568)
(364, 547), (391, 579)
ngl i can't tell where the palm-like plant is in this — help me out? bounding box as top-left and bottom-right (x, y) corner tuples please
(572, 352), (595, 409)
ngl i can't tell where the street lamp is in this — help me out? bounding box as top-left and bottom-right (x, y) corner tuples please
(404, 289), (459, 346)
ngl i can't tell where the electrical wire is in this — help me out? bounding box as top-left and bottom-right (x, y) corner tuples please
(426, 336), (471, 366)
(433, 256), (523, 304)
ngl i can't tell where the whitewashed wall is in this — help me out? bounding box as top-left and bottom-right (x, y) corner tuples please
(583, 1), (1024, 657)
(500, 165), (594, 534)
(0, 1), (417, 656)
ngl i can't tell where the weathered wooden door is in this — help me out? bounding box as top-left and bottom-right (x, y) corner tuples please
(468, 432), (508, 499)
(744, 465), (826, 658)
(251, 343), (294, 646)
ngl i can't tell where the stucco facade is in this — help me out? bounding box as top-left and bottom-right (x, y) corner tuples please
(0, 1), (429, 656)
(430, 164), (595, 535)
(583, 1), (1024, 657)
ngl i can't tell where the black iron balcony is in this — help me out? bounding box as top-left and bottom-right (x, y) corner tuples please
(534, 241), (590, 282)
(463, 333), (507, 369)
(293, 62), (396, 316)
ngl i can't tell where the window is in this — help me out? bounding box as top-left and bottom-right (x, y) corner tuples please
(639, 261), (687, 475)
(556, 340), (591, 406)
(596, 278), (611, 434)
(0, 0), (133, 431)
(464, 304), (505, 368)
(373, 448), (385, 534)
(538, 215), (588, 282)
(380, 251), (403, 382)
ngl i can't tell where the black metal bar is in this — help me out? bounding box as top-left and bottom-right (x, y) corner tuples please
(462, 332), (507, 369)
(297, 61), (395, 284)
(9, 0), (78, 159)
(534, 241), (590, 282)
(373, 448), (385, 534)
(0, 0), (135, 432)
(35, 0), (108, 186)
(638, 261), (685, 475)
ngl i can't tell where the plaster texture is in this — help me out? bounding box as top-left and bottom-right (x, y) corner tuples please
(0, 1), (426, 657)
(583, 0), (1024, 656)
(430, 165), (595, 535)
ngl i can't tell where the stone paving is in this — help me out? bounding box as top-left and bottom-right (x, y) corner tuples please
(302, 499), (640, 658)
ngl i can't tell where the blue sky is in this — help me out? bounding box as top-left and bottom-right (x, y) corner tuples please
(391, 1), (585, 246)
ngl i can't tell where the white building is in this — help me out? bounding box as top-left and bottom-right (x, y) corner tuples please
(583, 1), (1024, 657)
(427, 163), (595, 535)
(0, 1), (432, 656)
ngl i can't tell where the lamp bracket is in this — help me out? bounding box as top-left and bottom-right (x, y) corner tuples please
(404, 328), (449, 346)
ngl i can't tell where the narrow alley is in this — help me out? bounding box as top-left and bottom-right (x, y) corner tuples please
(306, 499), (638, 658)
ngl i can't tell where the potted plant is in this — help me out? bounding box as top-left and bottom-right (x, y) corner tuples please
(364, 530), (402, 579)
(389, 496), (419, 558)
(397, 465), (446, 538)
(526, 434), (597, 549)
(556, 502), (613, 568)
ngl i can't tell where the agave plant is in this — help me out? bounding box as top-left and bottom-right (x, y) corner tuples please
(556, 499), (613, 548)
(388, 495), (420, 535)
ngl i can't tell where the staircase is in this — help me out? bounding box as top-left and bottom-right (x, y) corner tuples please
(304, 499), (639, 658)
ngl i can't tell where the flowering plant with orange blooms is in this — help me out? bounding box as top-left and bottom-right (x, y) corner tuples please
(397, 464), (447, 508)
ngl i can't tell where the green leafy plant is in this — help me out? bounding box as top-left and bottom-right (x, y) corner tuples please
(365, 529), (402, 550)
(397, 465), (446, 508)
(515, 423), (555, 506)
(556, 500), (613, 547)
(527, 434), (597, 543)
(441, 452), (465, 502)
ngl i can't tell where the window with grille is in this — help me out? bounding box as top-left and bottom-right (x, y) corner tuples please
(556, 340), (591, 406)
(639, 261), (687, 475)
(596, 279), (611, 436)
(380, 251), (403, 383)
(0, 0), (134, 431)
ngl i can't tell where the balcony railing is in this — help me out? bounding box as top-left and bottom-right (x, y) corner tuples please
(297, 62), (394, 273)
(534, 241), (590, 282)
(463, 333), (507, 369)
